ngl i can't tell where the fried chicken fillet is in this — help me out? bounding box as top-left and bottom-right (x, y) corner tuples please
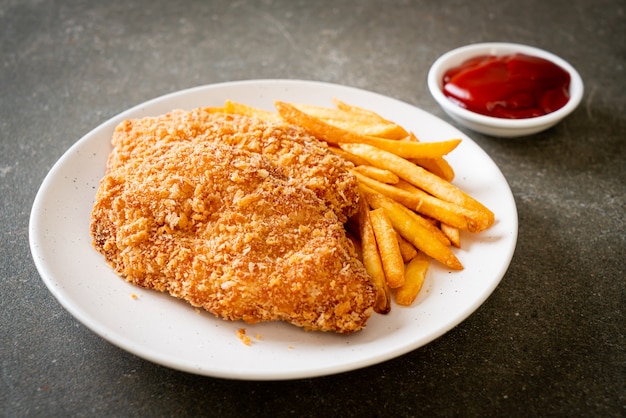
(90, 112), (376, 333)
(107, 109), (359, 223)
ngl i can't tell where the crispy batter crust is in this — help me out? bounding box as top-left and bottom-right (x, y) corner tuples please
(91, 112), (375, 333)
(108, 110), (359, 223)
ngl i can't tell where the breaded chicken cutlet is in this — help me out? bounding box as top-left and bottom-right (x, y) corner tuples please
(90, 112), (376, 333)
(107, 109), (359, 223)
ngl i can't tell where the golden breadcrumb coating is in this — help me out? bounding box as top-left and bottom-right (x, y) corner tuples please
(107, 109), (359, 223)
(91, 114), (375, 333)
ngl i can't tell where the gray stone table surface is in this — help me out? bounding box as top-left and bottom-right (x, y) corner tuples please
(1, 0), (624, 416)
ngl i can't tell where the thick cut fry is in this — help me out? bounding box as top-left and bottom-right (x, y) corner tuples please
(276, 101), (357, 144)
(441, 223), (461, 248)
(365, 137), (460, 159)
(358, 198), (391, 314)
(353, 165), (400, 184)
(353, 171), (422, 210)
(355, 172), (489, 232)
(328, 120), (409, 140)
(395, 251), (430, 306)
(396, 232), (418, 262)
(412, 157), (455, 182)
(332, 99), (410, 138)
(361, 186), (463, 270)
(341, 143), (494, 228)
(224, 100), (282, 122)
(291, 103), (407, 139)
(369, 208), (406, 288)
(275, 101), (461, 159)
(372, 193), (453, 247)
(406, 133), (455, 181)
(393, 179), (489, 232)
(291, 103), (364, 120)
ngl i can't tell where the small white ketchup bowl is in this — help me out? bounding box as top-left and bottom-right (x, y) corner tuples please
(428, 42), (584, 138)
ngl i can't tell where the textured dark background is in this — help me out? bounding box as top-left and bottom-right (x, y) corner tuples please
(2, 0), (624, 416)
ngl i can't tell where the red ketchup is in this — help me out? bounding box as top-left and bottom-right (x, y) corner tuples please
(442, 53), (571, 119)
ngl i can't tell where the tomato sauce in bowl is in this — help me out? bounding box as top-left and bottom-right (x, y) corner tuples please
(427, 43), (584, 137)
(442, 53), (571, 119)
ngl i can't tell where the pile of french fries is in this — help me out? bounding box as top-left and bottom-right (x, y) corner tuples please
(209, 98), (495, 314)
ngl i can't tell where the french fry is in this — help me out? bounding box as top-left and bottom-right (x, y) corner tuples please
(291, 103), (407, 139)
(355, 172), (489, 233)
(353, 165), (400, 184)
(367, 191), (452, 247)
(224, 100), (282, 122)
(328, 120), (408, 140)
(332, 99), (410, 139)
(275, 101), (461, 159)
(396, 232), (418, 262)
(332, 99), (410, 138)
(361, 186), (463, 270)
(341, 142), (494, 228)
(357, 198), (391, 314)
(395, 251), (430, 306)
(367, 137), (461, 159)
(369, 208), (406, 288)
(393, 179), (488, 232)
(406, 132), (455, 181)
(352, 170), (422, 211)
(441, 223), (461, 248)
(291, 103), (363, 120)
(412, 157), (455, 182)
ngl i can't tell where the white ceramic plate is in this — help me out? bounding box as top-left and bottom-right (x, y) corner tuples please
(29, 80), (517, 380)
